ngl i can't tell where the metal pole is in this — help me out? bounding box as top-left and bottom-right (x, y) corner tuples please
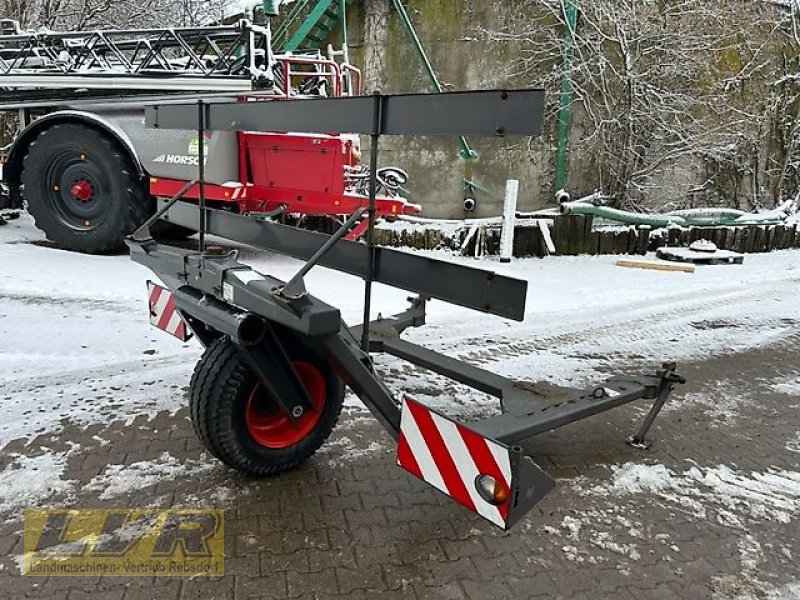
(553, 0), (577, 195)
(282, 207), (365, 297)
(390, 0), (476, 160)
(197, 100), (206, 253)
(339, 0), (348, 50)
(499, 179), (519, 263)
(361, 93), (382, 352)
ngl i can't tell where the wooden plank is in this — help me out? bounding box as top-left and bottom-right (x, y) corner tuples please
(567, 215), (581, 256)
(598, 231), (614, 254)
(552, 216), (565, 255)
(714, 227), (727, 248)
(615, 230), (629, 254)
(754, 226), (766, 253)
(616, 259), (695, 273)
(635, 227), (649, 255)
(623, 227), (635, 255)
(733, 227), (745, 253)
(538, 220), (555, 255)
(745, 226), (756, 253)
(766, 226), (777, 252)
(780, 225), (793, 250)
(583, 216), (595, 255)
(785, 225), (798, 250)
(724, 227), (736, 251)
(586, 229), (599, 255)
(512, 225), (527, 257)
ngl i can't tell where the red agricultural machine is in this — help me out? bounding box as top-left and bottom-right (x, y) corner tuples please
(0, 17), (418, 252)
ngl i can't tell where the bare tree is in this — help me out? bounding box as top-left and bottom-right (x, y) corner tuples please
(490, 0), (800, 210)
(0, 0), (232, 30)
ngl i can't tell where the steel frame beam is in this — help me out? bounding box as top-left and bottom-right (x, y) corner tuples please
(156, 200), (529, 322)
(144, 88), (545, 137)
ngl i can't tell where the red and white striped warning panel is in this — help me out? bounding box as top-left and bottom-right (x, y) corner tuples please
(397, 395), (514, 529)
(147, 281), (191, 342)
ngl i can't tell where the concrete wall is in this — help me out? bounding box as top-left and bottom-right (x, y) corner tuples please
(347, 0), (551, 218)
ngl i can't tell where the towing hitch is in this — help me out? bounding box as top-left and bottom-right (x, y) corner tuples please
(129, 90), (684, 530)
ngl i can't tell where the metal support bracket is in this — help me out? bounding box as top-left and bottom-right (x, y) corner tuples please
(234, 325), (316, 424)
(627, 362), (686, 449)
(281, 207), (365, 299)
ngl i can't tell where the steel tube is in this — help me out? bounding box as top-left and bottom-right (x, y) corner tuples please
(173, 286), (266, 346)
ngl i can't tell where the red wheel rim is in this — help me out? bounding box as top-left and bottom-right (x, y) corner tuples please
(70, 179), (94, 202)
(244, 360), (326, 449)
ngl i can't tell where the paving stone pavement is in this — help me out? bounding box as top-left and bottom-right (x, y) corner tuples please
(1, 331), (799, 599)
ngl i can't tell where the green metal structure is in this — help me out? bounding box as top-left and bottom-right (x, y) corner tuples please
(272, 0), (348, 52)
(554, 0), (578, 195)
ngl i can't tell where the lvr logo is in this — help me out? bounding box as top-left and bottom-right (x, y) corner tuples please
(24, 509), (224, 576)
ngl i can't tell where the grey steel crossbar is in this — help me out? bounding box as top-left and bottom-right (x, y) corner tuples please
(144, 89), (545, 137)
(157, 199), (529, 321)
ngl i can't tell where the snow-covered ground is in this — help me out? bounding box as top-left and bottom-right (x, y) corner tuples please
(2, 215), (800, 596)
(2, 213), (800, 444)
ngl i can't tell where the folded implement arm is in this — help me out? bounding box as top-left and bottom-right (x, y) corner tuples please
(129, 90), (684, 530)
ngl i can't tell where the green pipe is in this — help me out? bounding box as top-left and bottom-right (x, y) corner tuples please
(339, 0), (348, 50)
(553, 0), (578, 194)
(733, 200), (795, 224)
(666, 208), (746, 222)
(562, 202), (790, 227)
(390, 0), (477, 160)
(263, 0), (280, 16)
(561, 202), (687, 227)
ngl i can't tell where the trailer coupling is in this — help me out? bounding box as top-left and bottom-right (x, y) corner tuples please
(128, 89), (685, 530)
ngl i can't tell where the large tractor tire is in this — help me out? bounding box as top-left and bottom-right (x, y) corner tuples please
(21, 123), (150, 253)
(189, 335), (344, 476)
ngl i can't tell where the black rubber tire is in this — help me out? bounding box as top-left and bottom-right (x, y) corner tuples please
(188, 335), (344, 476)
(21, 123), (150, 253)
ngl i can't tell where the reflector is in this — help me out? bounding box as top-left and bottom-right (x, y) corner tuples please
(475, 474), (509, 506)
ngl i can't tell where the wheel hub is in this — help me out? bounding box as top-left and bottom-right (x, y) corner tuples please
(70, 179), (93, 203)
(45, 151), (110, 230)
(245, 360), (326, 449)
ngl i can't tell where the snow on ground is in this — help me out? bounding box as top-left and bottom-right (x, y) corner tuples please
(2, 214), (800, 592)
(772, 377), (800, 396)
(0, 450), (75, 514)
(2, 213), (800, 440)
(83, 452), (215, 500)
(583, 462), (800, 527)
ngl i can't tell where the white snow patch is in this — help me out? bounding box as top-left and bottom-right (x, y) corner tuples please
(317, 436), (387, 465)
(83, 452), (215, 500)
(0, 450), (75, 513)
(589, 531), (641, 561)
(587, 463), (800, 526)
(787, 433), (800, 454)
(3, 214), (800, 448)
(772, 377), (800, 396)
(561, 515), (582, 541)
(738, 534), (763, 575)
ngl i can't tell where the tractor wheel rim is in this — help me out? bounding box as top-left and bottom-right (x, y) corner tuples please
(244, 360), (325, 449)
(46, 151), (109, 231)
(70, 179), (94, 202)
